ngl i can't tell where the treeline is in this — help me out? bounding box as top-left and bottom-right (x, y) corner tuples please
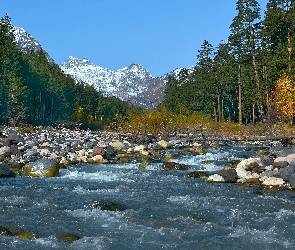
(162, 0), (295, 124)
(0, 15), (139, 129)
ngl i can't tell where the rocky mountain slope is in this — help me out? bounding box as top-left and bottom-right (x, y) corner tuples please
(60, 56), (180, 108)
(12, 25), (54, 63)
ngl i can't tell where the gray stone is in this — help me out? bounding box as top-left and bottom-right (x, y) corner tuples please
(279, 165), (295, 181)
(289, 173), (295, 187)
(0, 165), (16, 178)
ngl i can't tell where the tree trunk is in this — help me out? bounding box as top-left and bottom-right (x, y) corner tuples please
(238, 64), (242, 124)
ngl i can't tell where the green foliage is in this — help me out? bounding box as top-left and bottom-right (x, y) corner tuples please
(0, 15), (137, 129)
(162, 0), (295, 126)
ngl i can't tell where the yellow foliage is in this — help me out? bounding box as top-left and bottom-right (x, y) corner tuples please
(274, 75), (295, 123)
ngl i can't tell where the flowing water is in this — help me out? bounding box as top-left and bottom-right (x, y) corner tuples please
(1, 142), (295, 250)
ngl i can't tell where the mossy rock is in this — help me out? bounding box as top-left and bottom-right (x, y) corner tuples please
(187, 147), (206, 155)
(227, 159), (241, 168)
(116, 154), (130, 159)
(10, 163), (24, 176)
(192, 215), (202, 221)
(151, 152), (161, 158)
(0, 226), (33, 240)
(258, 149), (269, 156)
(59, 234), (80, 242)
(138, 163), (147, 169)
(163, 154), (174, 161)
(24, 158), (59, 177)
(187, 171), (208, 178)
(201, 160), (214, 165)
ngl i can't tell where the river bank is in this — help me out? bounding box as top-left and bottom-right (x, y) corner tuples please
(1, 126), (295, 189)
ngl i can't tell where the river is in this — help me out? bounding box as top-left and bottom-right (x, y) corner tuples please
(0, 142), (295, 249)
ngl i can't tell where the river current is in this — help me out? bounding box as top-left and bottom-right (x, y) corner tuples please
(1, 142), (295, 249)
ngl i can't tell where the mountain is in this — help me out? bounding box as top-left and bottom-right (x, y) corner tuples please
(60, 56), (175, 109)
(12, 25), (54, 63)
(11, 24), (191, 109)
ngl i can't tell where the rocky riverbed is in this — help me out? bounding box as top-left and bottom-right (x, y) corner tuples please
(1, 126), (295, 190)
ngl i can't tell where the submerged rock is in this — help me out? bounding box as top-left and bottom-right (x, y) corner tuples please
(24, 158), (59, 177)
(162, 162), (189, 170)
(58, 234), (80, 242)
(87, 201), (127, 211)
(0, 225), (33, 240)
(187, 171), (208, 178)
(0, 164), (16, 178)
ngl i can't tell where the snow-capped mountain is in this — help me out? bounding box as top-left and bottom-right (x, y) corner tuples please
(60, 56), (169, 108)
(12, 25), (54, 63)
(11, 24), (192, 109)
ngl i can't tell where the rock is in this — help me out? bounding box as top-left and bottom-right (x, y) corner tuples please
(187, 171), (208, 178)
(245, 178), (261, 185)
(139, 150), (151, 157)
(235, 168), (251, 178)
(90, 155), (108, 163)
(59, 234), (80, 242)
(92, 147), (106, 157)
(286, 153), (295, 163)
(273, 159), (289, 169)
(24, 158), (59, 177)
(206, 174), (225, 182)
(0, 225), (33, 240)
(163, 154), (174, 161)
(218, 169), (238, 182)
(105, 145), (115, 157)
(116, 154), (129, 159)
(288, 173), (295, 187)
(111, 140), (125, 151)
(157, 140), (171, 149)
(134, 145), (146, 152)
(262, 177), (284, 186)
(236, 158), (263, 171)
(87, 201), (127, 211)
(0, 165), (16, 178)
(7, 132), (24, 144)
(162, 162), (189, 170)
(187, 147), (206, 155)
(279, 165), (295, 181)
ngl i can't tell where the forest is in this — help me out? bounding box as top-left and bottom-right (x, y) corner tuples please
(163, 0), (295, 125)
(1, 0), (295, 133)
(0, 15), (138, 129)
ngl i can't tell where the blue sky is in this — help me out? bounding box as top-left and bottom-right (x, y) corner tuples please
(1, 0), (268, 77)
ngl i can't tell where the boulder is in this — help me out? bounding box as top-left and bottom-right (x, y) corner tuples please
(262, 177), (284, 186)
(157, 140), (171, 149)
(235, 168), (251, 178)
(206, 174), (225, 182)
(288, 173), (295, 187)
(90, 155), (108, 163)
(187, 171), (208, 178)
(87, 201), (127, 211)
(162, 162), (189, 170)
(7, 132), (24, 144)
(134, 145), (146, 152)
(236, 158), (263, 172)
(279, 165), (295, 181)
(0, 165), (16, 178)
(24, 158), (59, 177)
(111, 140), (125, 151)
(92, 147), (106, 157)
(218, 169), (238, 182)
